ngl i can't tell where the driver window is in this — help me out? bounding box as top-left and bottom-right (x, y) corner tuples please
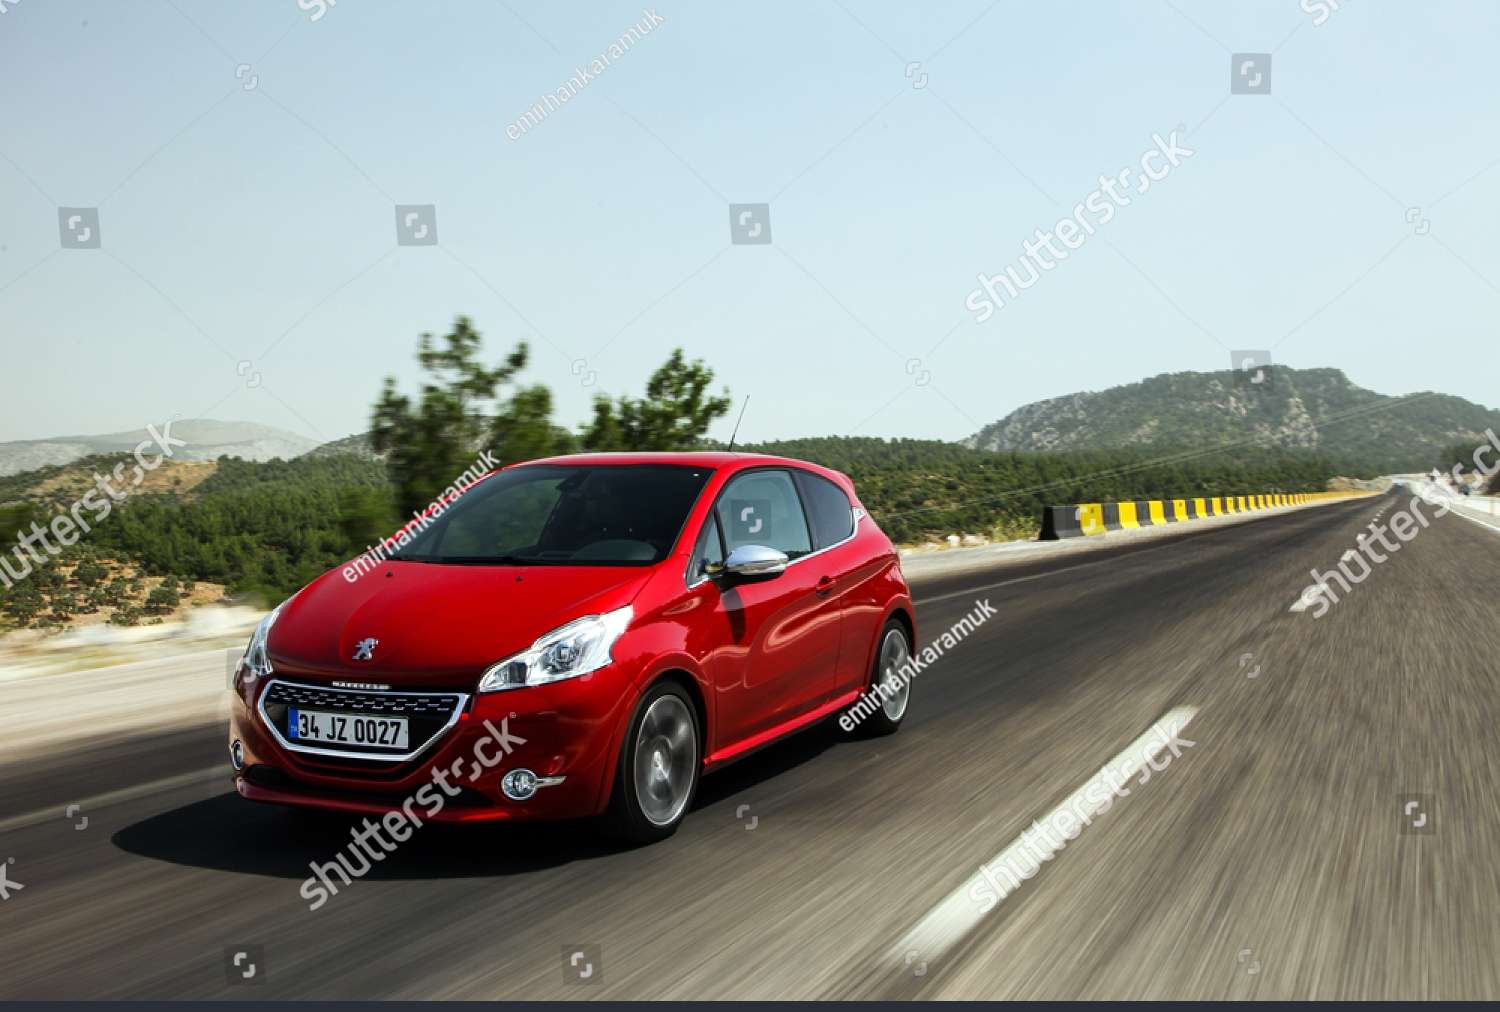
(715, 470), (813, 559)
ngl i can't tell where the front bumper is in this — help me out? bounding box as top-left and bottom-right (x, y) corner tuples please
(227, 664), (636, 823)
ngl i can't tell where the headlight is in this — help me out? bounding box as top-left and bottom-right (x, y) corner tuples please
(478, 605), (632, 692)
(241, 604), (283, 681)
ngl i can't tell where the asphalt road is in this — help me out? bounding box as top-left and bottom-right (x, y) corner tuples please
(2, 491), (1497, 1000)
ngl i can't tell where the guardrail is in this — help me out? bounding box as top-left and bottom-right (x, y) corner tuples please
(1040, 491), (1370, 540)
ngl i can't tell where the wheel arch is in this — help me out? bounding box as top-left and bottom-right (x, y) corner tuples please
(647, 667), (709, 747)
(861, 602), (916, 687)
(593, 660), (712, 815)
(885, 605), (916, 652)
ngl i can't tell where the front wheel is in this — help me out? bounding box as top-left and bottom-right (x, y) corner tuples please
(603, 682), (701, 844)
(844, 620), (912, 738)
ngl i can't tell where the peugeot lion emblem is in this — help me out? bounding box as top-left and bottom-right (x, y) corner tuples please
(352, 638), (379, 662)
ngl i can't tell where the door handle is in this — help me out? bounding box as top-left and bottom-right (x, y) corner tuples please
(814, 576), (834, 597)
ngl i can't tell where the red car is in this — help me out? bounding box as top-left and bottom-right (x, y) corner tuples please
(228, 452), (916, 842)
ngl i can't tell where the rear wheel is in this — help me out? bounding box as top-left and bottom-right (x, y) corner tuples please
(604, 682), (701, 844)
(844, 620), (912, 738)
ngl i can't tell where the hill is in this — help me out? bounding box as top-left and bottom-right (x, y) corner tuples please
(0, 420), (320, 477)
(965, 367), (1500, 474)
(0, 454), (393, 632)
(0, 434), (1347, 632)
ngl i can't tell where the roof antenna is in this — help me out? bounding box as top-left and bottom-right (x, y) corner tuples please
(725, 396), (750, 453)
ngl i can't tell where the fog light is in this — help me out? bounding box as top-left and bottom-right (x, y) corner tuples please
(229, 740), (245, 772)
(502, 768), (539, 801)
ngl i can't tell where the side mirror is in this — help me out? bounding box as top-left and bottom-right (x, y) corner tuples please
(723, 544), (789, 579)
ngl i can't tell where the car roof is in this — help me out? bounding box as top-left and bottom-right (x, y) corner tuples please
(522, 451), (801, 469)
(516, 451), (853, 489)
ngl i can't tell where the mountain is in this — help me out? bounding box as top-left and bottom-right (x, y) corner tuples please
(0, 420), (320, 477)
(965, 367), (1500, 472)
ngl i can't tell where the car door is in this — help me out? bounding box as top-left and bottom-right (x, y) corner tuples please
(790, 468), (867, 698)
(696, 468), (843, 751)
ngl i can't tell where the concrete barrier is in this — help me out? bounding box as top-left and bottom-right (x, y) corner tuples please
(1039, 490), (1370, 540)
(1039, 506), (1083, 540)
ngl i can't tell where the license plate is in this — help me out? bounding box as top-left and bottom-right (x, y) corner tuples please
(287, 708), (409, 749)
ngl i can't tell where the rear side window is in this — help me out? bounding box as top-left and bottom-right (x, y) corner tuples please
(689, 513), (726, 584)
(716, 469), (813, 559)
(794, 470), (856, 549)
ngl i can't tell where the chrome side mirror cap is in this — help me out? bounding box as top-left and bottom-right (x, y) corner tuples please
(723, 544), (789, 578)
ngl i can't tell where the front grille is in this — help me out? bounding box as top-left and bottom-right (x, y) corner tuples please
(258, 678), (468, 763)
(264, 682), (460, 716)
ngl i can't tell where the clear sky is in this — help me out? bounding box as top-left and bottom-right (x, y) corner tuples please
(3, 0), (1498, 447)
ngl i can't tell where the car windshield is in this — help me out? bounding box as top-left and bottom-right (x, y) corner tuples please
(388, 463), (712, 566)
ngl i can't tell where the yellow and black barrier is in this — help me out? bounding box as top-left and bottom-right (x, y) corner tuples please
(1040, 491), (1368, 540)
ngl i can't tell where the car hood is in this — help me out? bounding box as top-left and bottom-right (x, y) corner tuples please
(267, 560), (655, 687)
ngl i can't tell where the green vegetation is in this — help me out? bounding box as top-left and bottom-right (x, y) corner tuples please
(1434, 440), (1494, 491)
(1434, 440), (1500, 494)
(581, 348), (733, 452)
(0, 319), (736, 627)
(744, 437), (1341, 544)
(372, 316), (562, 516)
(373, 316), (731, 515)
(89, 455), (395, 603)
(0, 320), (1444, 633)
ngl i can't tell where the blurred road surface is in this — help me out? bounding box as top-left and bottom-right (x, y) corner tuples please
(1, 489), (1495, 999)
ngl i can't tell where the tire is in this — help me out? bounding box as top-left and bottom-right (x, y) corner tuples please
(843, 619), (913, 739)
(603, 681), (702, 844)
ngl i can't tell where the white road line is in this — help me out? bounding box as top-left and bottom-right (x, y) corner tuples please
(1445, 504), (1500, 536)
(0, 767), (224, 836)
(888, 706), (1199, 971)
(1290, 584), (1329, 613)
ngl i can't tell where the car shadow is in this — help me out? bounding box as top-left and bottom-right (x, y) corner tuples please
(113, 719), (845, 880)
(694, 718), (842, 809)
(111, 792), (632, 880)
